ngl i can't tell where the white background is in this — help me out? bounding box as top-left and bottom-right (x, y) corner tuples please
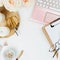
(0, 0), (58, 60)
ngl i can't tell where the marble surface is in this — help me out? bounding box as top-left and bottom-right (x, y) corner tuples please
(0, 0), (58, 60)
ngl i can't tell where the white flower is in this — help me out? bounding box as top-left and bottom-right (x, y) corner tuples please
(22, 0), (30, 6)
(3, 0), (21, 12)
(21, 0), (34, 7)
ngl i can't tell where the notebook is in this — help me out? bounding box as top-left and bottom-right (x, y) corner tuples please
(42, 18), (60, 58)
(31, 0), (60, 24)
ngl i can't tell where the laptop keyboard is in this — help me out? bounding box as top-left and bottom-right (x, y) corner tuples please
(36, 0), (60, 12)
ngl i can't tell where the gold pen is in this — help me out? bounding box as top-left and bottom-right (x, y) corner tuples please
(16, 50), (24, 60)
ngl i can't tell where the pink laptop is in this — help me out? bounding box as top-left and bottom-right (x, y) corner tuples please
(31, 0), (60, 24)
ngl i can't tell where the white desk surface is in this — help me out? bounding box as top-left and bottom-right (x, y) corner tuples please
(0, 2), (57, 60)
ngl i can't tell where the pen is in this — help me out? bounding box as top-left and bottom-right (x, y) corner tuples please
(16, 50), (24, 60)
